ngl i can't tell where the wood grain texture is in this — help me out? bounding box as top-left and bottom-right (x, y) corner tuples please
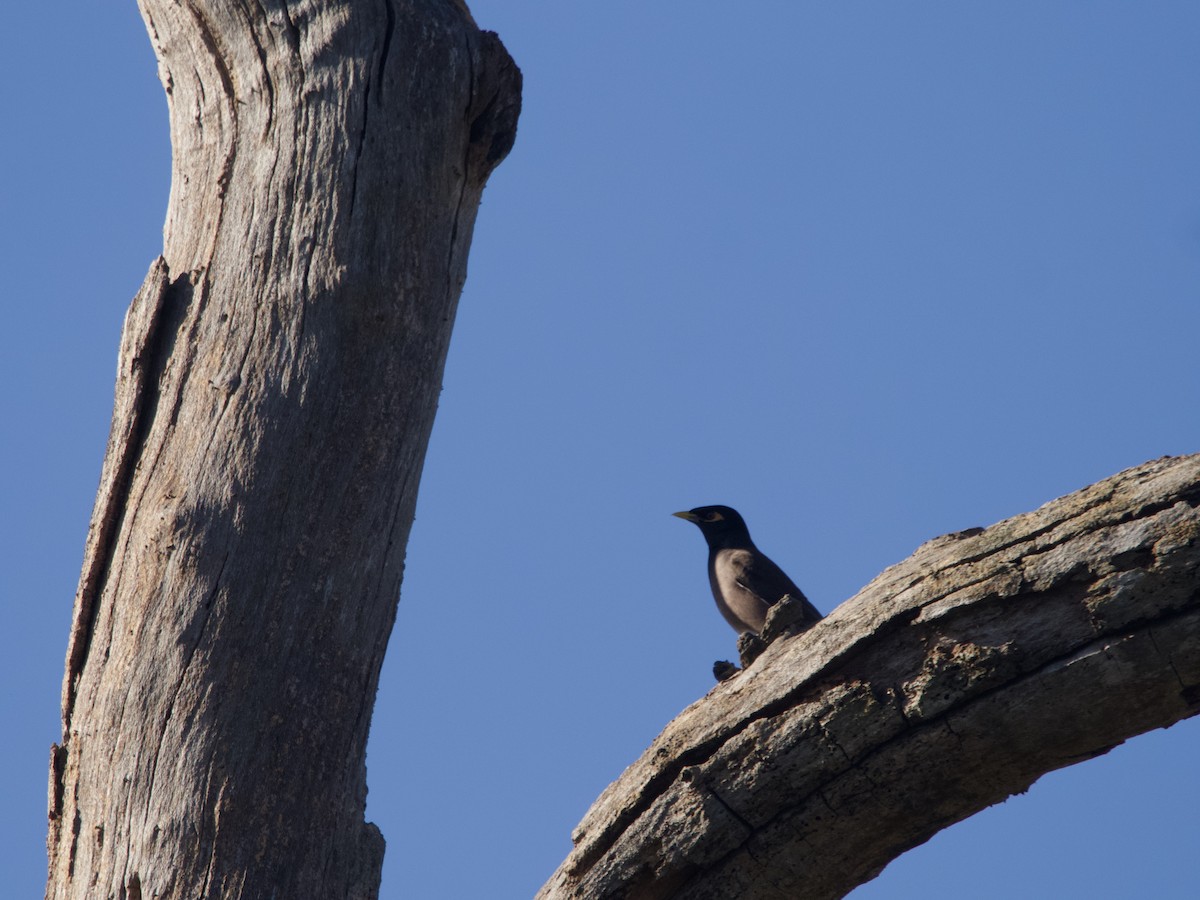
(538, 454), (1200, 900)
(46, 2), (519, 898)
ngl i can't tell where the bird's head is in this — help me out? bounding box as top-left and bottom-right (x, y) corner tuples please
(672, 505), (751, 545)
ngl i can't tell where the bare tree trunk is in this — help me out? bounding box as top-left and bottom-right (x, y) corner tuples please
(539, 454), (1200, 900)
(46, 2), (519, 898)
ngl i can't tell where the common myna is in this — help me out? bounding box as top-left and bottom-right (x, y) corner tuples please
(673, 505), (821, 635)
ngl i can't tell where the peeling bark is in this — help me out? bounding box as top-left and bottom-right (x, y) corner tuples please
(539, 454), (1200, 900)
(46, 2), (520, 898)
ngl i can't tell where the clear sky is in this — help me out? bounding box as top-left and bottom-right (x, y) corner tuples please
(3, 2), (1199, 898)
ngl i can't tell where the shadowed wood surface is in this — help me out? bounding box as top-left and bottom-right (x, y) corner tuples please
(539, 454), (1200, 900)
(46, 2), (519, 898)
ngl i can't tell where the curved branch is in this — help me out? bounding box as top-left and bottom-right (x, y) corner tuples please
(539, 454), (1200, 900)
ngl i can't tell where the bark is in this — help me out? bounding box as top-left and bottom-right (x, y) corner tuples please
(46, 2), (519, 898)
(539, 454), (1200, 900)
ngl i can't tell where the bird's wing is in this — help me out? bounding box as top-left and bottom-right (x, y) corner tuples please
(730, 549), (822, 621)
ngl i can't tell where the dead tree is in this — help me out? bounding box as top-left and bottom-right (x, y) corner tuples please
(46, 2), (519, 898)
(539, 454), (1200, 899)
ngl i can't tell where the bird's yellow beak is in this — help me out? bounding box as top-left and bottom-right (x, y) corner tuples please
(672, 511), (699, 522)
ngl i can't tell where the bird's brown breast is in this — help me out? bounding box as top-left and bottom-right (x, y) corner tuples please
(709, 548), (773, 633)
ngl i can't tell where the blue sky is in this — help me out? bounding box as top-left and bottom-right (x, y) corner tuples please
(3, 2), (1199, 897)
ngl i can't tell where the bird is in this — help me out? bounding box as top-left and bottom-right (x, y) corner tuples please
(673, 505), (821, 635)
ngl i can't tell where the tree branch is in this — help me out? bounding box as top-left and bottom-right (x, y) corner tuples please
(46, 2), (519, 897)
(539, 454), (1200, 900)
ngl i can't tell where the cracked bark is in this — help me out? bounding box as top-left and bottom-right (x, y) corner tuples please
(45, 2), (519, 898)
(538, 454), (1200, 900)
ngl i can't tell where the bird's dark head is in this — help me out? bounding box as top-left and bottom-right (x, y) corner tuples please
(672, 505), (752, 547)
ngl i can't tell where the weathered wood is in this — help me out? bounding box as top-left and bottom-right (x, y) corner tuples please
(538, 454), (1200, 900)
(46, 2), (519, 898)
